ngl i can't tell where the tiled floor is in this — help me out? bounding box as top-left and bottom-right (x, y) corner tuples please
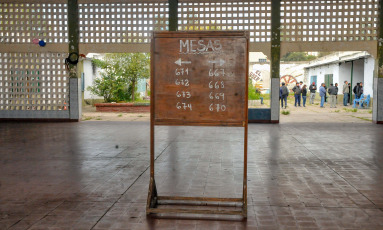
(1, 121), (383, 229)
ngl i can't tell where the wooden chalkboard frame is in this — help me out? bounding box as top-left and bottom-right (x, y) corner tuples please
(147, 31), (248, 217)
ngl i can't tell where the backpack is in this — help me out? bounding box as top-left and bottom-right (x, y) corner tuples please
(282, 86), (289, 96)
(353, 86), (357, 94)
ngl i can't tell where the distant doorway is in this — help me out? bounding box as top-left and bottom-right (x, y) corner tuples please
(325, 74), (334, 88)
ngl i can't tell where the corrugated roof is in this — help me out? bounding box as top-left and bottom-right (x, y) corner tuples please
(304, 51), (371, 69)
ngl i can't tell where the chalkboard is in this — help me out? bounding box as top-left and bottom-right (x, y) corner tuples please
(151, 31), (249, 127)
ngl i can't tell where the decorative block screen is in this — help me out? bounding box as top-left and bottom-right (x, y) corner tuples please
(0, 1), (379, 45)
(79, 2), (169, 43)
(177, 1), (272, 43)
(0, 3), (68, 44)
(281, 0), (378, 42)
(0, 53), (69, 111)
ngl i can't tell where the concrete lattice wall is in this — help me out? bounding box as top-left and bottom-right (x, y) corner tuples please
(0, 0), (380, 120)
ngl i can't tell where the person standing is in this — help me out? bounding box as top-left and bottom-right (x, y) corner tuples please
(358, 82), (364, 98)
(299, 81), (303, 104)
(343, 81), (349, 106)
(353, 82), (360, 99)
(348, 83), (351, 104)
(279, 83), (282, 101)
(319, 83), (326, 108)
(328, 83), (337, 108)
(309, 82), (317, 104)
(324, 85), (328, 103)
(335, 83), (339, 105)
(292, 82), (302, 107)
(280, 82), (289, 109)
(302, 85), (307, 107)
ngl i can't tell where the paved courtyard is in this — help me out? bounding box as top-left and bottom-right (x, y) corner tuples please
(81, 99), (373, 124)
(1, 116), (383, 229)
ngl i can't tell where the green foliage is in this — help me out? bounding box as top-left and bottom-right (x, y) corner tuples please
(88, 53), (150, 102)
(87, 73), (130, 102)
(352, 115), (372, 122)
(281, 52), (317, 62)
(318, 52), (333, 58)
(82, 116), (94, 121)
(281, 110), (290, 115)
(248, 82), (261, 100)
(343, 108), (358, 113)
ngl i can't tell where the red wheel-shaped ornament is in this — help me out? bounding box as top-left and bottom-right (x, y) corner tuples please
(280, 75), (297, 86)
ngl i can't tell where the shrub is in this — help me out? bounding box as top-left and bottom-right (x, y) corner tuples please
(248, 82), (261, 100)
(281, 110), (290, 115)
(87, 73), (130, 102)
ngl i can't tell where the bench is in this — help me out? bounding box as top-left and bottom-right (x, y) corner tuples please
(352, 93), (364, 108)
(358, 94), (370, 108)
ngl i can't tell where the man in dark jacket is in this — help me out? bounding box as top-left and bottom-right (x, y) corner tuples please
(280, 82), (289, 109)
(309, 82), (317, 104)
(353, 83), (360, 99)
(358, 82), (364, 98)
(328, 83), (337, 108)
(292, 82), (301, 107)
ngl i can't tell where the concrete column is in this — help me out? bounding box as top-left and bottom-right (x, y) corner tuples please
(270, 0), (281, 123)
(373, 78), (383, 124)
(69, 78), (82, 120)
(68, 0), (81, 121)
(373, 0), (383, 124)
(168, 0), (178, 31)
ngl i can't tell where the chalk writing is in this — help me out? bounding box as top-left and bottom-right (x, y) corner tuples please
(209, 69), (225, 77)
(209, 81), (225, 89)
(180, 39), (222, 54)
(176, 91), (191, 98)
(176, 102), (192, 110)
(209, 103), (226, 112)
(175, 79), (189, 86)
(175, 68), (189, 76)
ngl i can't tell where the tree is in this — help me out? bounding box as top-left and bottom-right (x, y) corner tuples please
(281, 52), (317, 62)
(123, 53), (150, 101)
(88, 53), (150, 102)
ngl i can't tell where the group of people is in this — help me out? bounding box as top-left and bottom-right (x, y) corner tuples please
(319, 81), (364, 108)
(319, 83), (338, 108)
(279, 81), (307, 108)
(280, 80), (364, 109)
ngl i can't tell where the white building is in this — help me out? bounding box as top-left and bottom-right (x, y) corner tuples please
(249, 52), (309, 92)
(304, 51), (374, 95)
(81, 54), (103, 100)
